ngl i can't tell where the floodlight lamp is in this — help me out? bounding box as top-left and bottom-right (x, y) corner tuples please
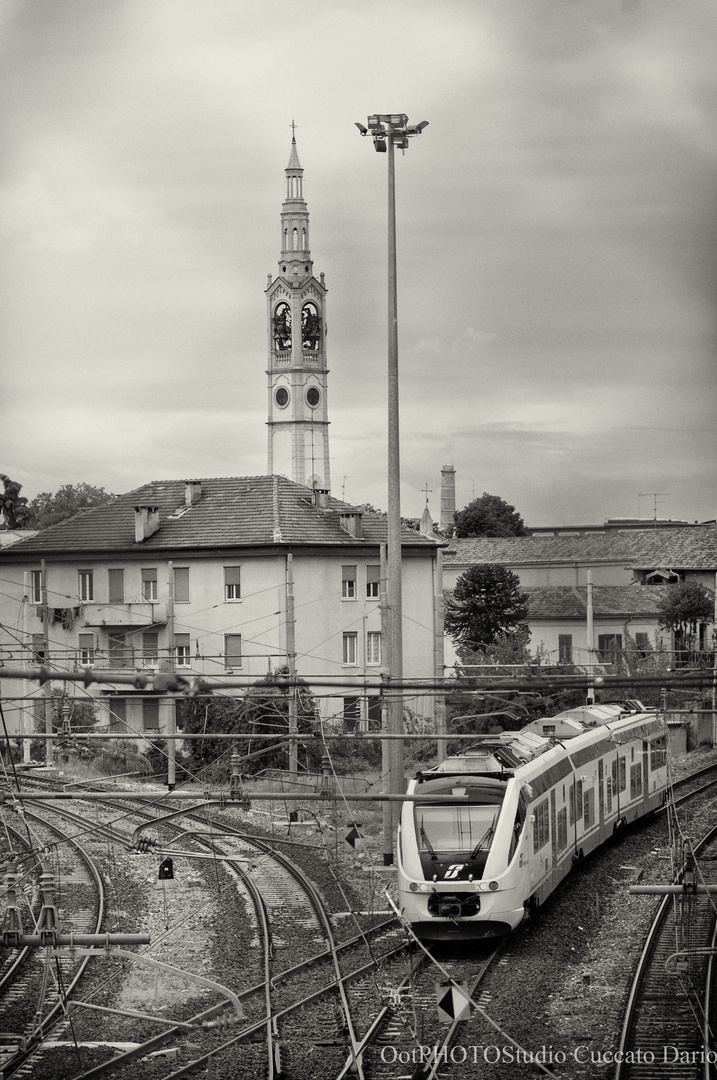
(373, 138), (387, 153)
(367, 115), (380, 128)
(389, 114), (407, 126)
(415, 120), (429, 132)
(355, 122), (368, 135)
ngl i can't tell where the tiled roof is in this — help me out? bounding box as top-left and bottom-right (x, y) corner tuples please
(524, 585), (671, 619)
(445, 525), (717, 571)
(1, 476), (437, 557)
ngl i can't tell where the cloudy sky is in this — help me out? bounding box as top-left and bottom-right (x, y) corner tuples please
(2, 0), (716, 527)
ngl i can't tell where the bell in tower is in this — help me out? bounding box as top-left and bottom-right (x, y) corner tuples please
(265, 130), (331, 492)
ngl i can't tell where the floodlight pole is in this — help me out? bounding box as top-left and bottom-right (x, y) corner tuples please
(357, 115), (428, 858)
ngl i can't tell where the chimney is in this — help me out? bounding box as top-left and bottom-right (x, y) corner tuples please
(312, 488), (329, 509)
(134, 505), (160, 542)
(440, 465), (456, 533)
(184, 480), (202, 506)
(339, 511), (363, 539)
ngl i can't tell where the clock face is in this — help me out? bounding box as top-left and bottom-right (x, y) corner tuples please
(275, 387), (289, 408)
(306, 387), (320, 407)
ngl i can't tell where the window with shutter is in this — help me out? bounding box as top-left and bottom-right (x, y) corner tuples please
(224, 634), (242, 668)
(224, 567), (241, 601)
(108, 569), (124, 604)
(174, 568), (190, 603)
(175, 633), (190, 667)
(366, 565), (380, 599)
(141, 568), (158, 602)
(341, 565), (357, 600)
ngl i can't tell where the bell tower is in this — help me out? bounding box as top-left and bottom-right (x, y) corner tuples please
(266, 132), (330, 491)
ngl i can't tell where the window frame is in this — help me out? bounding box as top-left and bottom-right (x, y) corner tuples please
(174, 567), (190, 604)
(341, 565), (357, 601)
(598, 633), (623, 662)
(142, 698), (160, 733)
(366, 565), (380, 600)
(342, 631), (358, 666)
(30, 570), (42, 605)
(142, 631), (159, 668)
(174, 633), (191, 668)
(108, 568), (125, 604)
(78, 633), (95, 667)
(141, 568), (158, 603)
(558, 634), (573, 664)
(366, 630), (381, 666)
(224, 566), (241, 602)
(224, 634), (242, 669)
(78, 570), (94, 603)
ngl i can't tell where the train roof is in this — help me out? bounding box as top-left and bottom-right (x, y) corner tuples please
(416, 702), (661, 785)
(521, 700), (648, 740)
(415, 730), (551, 782)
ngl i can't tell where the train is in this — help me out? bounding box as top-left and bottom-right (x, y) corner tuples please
(397, 702), (669, 940)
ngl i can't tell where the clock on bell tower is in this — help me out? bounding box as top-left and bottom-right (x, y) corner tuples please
(266, 132), (330, 492)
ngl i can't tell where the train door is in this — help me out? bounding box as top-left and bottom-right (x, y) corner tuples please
(598, 760), (604, 826)
(550, 789), (557, 870)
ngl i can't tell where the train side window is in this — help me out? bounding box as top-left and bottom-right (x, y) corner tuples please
(619, 758), (627, 792)
(533, 800), (550, 853)
(509, 807), (524, 862)
(606, 776), (612, 814)
(575, 780), (583, 821)
(556, 807), (567, 852)
(568, 786), (574, 826)
(650, 737), (667, 770)
(583, 789), (594, 828)
(630, 763), (642, 799)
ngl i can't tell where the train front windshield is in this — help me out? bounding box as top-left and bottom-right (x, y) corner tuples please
(416, 804), (499, 854)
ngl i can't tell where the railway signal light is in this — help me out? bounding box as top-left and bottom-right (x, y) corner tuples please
(158, 857), (174, 881)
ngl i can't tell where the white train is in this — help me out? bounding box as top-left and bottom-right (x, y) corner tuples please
(397, 703), (669, 940)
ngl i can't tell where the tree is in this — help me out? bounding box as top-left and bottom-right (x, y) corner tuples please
(0, 474), (31, 529)
(658, 581), (714, 662)
(445, 563), (529, 652)
(454, 493), (528, 538)
(177, 669), (322, 779)
(26, 483), (116, 530)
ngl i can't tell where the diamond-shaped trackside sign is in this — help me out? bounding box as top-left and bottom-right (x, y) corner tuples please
(345, 826), (362, 849)
(436, 981), (471, 1023)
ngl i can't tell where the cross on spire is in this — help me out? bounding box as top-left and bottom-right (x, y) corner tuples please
(422, 483), (432, 507)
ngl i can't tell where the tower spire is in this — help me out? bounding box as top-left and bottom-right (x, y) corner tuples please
(265, 133), (331, 492)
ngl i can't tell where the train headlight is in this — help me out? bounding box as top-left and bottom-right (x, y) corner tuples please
(409, 882), (418, 892)
(489, 881), (499, 891)
(418, 882), (430, 893)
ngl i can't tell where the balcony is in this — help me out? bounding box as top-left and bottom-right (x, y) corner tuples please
(82, 603), (167, 628)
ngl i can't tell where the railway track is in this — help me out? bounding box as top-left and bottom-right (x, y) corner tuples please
(614, 816), (717, 1080)
(0, 807), (106, 1078)
(4, 756), (717, 1078)
(2, 785), (406, 1078)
